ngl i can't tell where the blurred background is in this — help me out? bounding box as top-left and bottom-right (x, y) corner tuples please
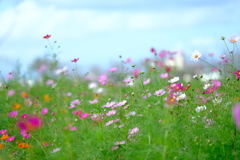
(0, 0), (240, 79)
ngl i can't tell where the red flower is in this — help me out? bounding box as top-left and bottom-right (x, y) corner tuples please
(71, 58), (79, 62)
(43, 35), (51, 39)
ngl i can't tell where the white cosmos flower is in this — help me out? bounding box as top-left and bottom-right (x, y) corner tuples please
(168, 77), (179, 83)
(195, 105), (206, 112)
(176, 93), (186, 101)
(190, 49), (202, 62)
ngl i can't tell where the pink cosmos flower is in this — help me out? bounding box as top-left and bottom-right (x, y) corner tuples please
(154, 89), (166, 96)
(79, 113), (89, 119)
(105, 120), (114, 126)
(114, 141), (125, 145)
(150, 47), (156, 54)
(41, 108), (48, 115)
(38, 64), (47, 73)
(233, 103), (240, 129)
(211, 80), (221, 87)
(21, 114), (28, 119)
(8, 90), (15, 97)
(72, 109), (82, 115)
(211, 68), (218, 72)
(17, 115), (43, 131)
(219, 54), (226, 59)
(208, 53), (214, 57)
(90, 99), (98, 104)
(132, 69), (140, 78)
(108, 67), (118, 72)
(70, 99), (80, 109)
(9, 111), (18, 117)
(123, 79), (133, 83)
(71, 58), (79, 62)
(235, 70), (240, 79)
(6, 136), (15, 142)
(70, 127), (77, 131)
(106, 110), (116, 116)
(0, 129), (7, 134)
(20, 129), (31, 139)
(111, 146), (119, 150)
(126, 58), (131, 63)
(160, 73), (168, 78)
(46, 79), (54, 85)
(98, 74), (108, 85)
(128, 127), (139, 135)
(159, 50), (167, 58)
(7, 72), (13, 80)
(143, 79), (150, 85)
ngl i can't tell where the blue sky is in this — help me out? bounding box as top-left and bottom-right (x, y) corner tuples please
(0, 0), (240, 77)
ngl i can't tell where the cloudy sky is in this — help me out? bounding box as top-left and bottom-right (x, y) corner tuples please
(0, 0), (240, 76)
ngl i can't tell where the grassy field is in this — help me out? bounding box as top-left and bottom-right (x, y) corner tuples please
(0, 35), (240, 160)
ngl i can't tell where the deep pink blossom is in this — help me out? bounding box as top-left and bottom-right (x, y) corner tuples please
(79, 113), (89, 119)
(6, 136), (15, 142)
(41, 108), (48, 115)
(0, 129), (7, 135)
(71, 58), (79, 62)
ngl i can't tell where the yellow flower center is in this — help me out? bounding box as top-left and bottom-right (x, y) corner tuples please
(194, 55), (199, 58)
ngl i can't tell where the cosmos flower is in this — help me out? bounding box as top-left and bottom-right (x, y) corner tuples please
(71, 58), (79, 62)
(9, 111), (18, 117)
(43, 34), (51, 39)
(79, 113), (89, 119)
(0, 130), (7, 135)
(228, 34), (240, 43)
(168, 77), (179, 83)
(108, 67), (118, 72)
(143, 79), (150, 85)
(41, 108), (48, 115)
(6, 136), (15, 142)
(190, 49), (201, 62)
(128, 127), (139, 135)
(195, 105), (206, 112)
(51, 148), (61, 153)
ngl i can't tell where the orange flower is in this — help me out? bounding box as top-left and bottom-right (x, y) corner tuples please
(18, 143), (29, 148)
(0, 143), (4, 149)
(12, 103), (21, 110)
(0, 134), (8, 140)
(44, 94), (50, 102)
(21, 92), (28, 98)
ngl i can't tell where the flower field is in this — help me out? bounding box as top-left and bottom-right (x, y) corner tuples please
(1, 34), (240, 160)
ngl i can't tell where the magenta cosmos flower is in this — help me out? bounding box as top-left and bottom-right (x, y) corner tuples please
(6, 136), (15, 142)
(79, 113), (89, 119)
(235, 70), (240, 79)
(71, 58), (79, 62)
(9, 111), (18, 117)
(41, 108), (48, 115)
(0, 129), (7, 134)
(17, 115), (43, 131)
